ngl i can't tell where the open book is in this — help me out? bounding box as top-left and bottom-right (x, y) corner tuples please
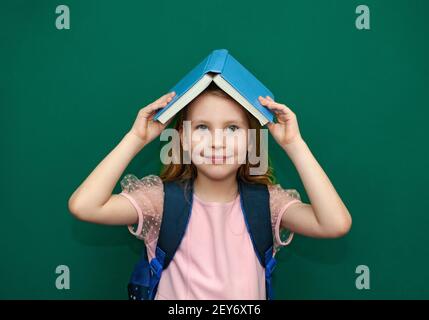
(153, 49), (275, 126)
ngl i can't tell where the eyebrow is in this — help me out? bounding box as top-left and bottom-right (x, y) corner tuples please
(192, 119), (247, 126)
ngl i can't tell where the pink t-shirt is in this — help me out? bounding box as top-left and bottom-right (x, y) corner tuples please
(119, 174), (302, 300)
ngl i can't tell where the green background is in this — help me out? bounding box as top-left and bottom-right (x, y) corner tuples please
(1, 0), (428, 299)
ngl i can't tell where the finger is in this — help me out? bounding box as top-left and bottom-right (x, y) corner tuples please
(148, 92), (175, 114)
(265, 96), (278, 104)
(165, 94), (175, 105)
(263, 103), (287, 114)
(271, 101), (293, 113)
(155, 91), (176, 104)
(259, 97), (292, 114)
(259, 96), (279, 107)
(140, 102), (168, 118)
(259, 96), (290, 109)
(145, 102), (166, 113)
(155, 92), (173, 103)
(163, 91), (176, 103)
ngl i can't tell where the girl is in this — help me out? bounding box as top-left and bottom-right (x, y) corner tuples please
(68, 83), (352, 300)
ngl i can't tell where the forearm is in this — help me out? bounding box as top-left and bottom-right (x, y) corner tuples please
(68, 132), (146, 213)
(283, 138), (351, 231)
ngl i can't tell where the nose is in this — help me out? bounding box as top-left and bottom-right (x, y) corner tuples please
(210, 128), (225, 150)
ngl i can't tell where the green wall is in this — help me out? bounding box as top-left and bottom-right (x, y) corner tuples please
(1, 0), (428, 299)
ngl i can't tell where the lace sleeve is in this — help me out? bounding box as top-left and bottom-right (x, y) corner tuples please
(268, 184), (302, 255)
(118, 174), (164, 245)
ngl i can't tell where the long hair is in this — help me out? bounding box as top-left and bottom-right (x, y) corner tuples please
(159, 82), (276, 186)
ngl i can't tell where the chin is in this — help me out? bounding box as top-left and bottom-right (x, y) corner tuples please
(195, 164), (240, 181)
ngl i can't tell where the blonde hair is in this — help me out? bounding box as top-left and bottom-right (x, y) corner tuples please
(159, 82), (276, 186)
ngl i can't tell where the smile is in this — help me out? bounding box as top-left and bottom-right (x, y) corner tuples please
(204, 156), (232, 163)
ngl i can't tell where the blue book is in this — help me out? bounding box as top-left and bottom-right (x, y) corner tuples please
(153, 49), (275, 125)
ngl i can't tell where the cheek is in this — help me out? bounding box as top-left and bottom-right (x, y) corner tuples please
(237, 134), (248, 156)
(225, 132), (248, 156)
(190, 131), (210, 150)
(189, 132), (212, 164)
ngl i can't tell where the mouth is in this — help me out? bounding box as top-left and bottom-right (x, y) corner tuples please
(204, 155), (232, 164)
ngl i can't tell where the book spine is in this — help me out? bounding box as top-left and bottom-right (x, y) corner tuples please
(204, 49), (228, 74)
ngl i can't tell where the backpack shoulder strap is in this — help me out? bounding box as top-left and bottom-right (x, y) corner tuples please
(157, 178), (194, 267)
(238, 176), (276, 300)
(147, 177), (194, 299)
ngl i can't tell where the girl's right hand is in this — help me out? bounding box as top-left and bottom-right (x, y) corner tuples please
(128, 91), (176, 146)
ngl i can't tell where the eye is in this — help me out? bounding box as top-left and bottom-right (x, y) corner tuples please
(196, 124), (208, 130)
(226, 125), (239, 133)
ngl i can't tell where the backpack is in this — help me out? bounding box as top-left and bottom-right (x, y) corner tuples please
(127, 175), (277, 300)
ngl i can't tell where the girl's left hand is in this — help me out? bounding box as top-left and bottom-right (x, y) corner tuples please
(259, 96), (303, 148)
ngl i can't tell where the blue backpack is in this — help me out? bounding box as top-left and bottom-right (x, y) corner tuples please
(127, 175), (277, 300)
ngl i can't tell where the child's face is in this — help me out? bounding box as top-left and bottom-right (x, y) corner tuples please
(181, 93), (250, 181)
